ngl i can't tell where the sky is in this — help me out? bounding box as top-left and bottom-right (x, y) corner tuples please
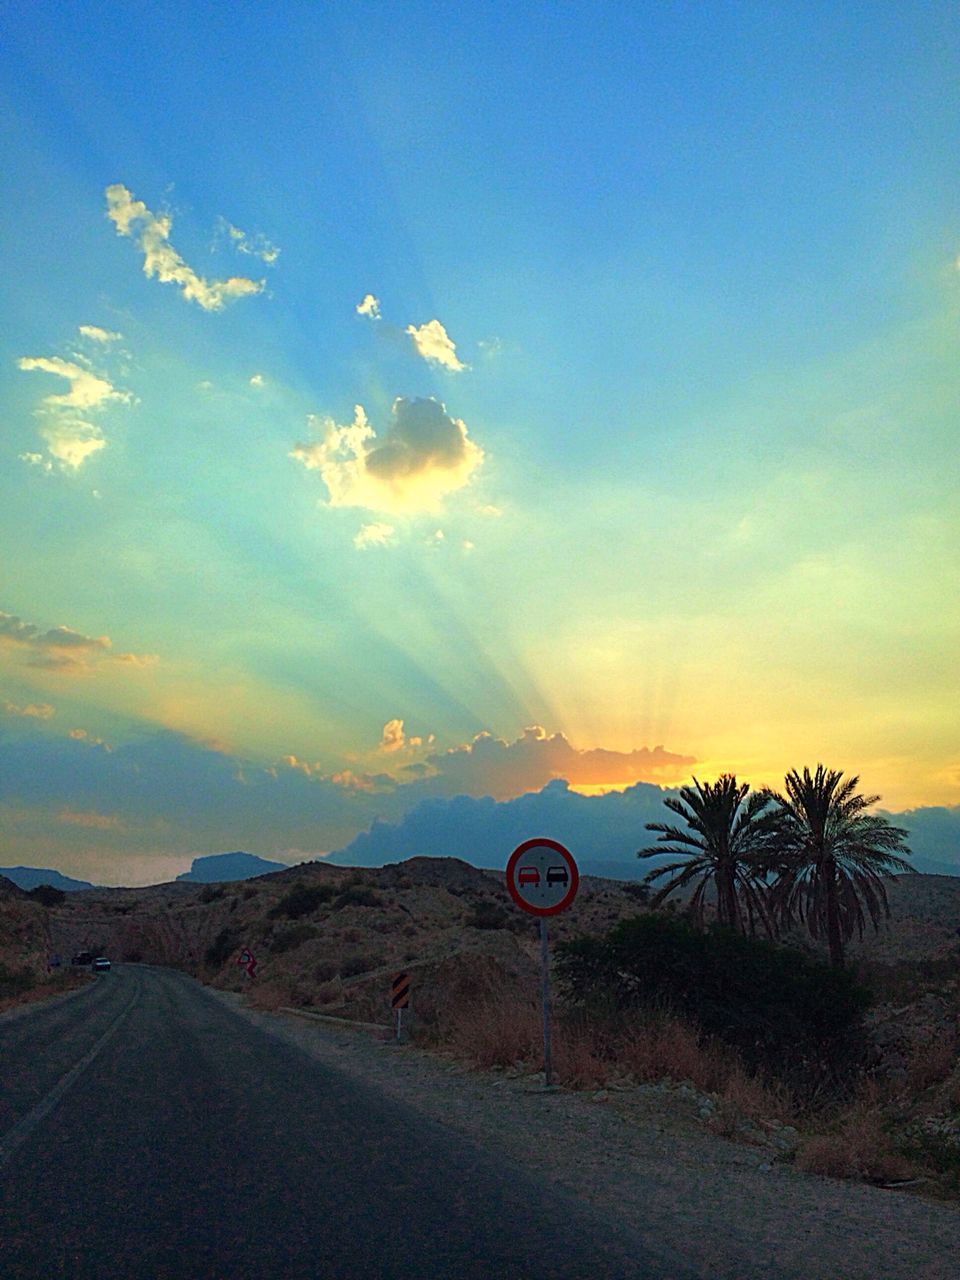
(1, 4), (958, 886)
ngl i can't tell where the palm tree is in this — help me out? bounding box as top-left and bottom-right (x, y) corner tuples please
(638, 775), (784, 936)
(766, 765), (912, 967)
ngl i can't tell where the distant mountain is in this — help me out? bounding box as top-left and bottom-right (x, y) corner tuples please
(176, 852), (289, 883)
(0, 866), (95, 892)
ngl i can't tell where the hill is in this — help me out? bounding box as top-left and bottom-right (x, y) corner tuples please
(176, 852), (289, 883)
(0, 866), (94, 892)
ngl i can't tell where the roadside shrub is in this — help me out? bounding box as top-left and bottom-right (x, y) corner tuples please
(464, 899), (510, 930)
(333, 887), (380, 911)
(314, 959), (340, 983)
(268, 882), (335, 920)
(555, 914), (871, 1098)
(204, 928), (239, 967)
(0, 963), (34, 997)
(340, 952), (379, 978)
(622, 883), (651, 904)
(199, 885), (225, 904)
(270, 924), (318, 954)
(27, 884), (66, 908)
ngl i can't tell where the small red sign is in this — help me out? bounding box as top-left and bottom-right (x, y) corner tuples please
(506, 838), (579, 917)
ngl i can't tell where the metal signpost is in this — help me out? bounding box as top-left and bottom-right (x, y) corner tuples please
(391, 972), (410, 1042)
(505, 838), (579, 1088)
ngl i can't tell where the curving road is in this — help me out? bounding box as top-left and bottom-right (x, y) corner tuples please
(0, 965), (696, 1279)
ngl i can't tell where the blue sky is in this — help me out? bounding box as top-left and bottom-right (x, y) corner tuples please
(2, 4), (958, 884)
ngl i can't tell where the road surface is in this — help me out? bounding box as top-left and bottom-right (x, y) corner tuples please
(0, 965), (696, 1279)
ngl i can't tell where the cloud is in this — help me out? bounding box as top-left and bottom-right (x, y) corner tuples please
(331, 777), (678, 876)
(415, 725), (697, 801)
(17, 352), (129, 471)
(356, 293), (381, 319)
(105, 184), (264, 311)
(291, 397), (484, 515)
(0, 610), (153, 674)
(249, 373), (265, 388)
(379, 719), (407, 753)
(78, 325), (122, 344)
(354, 521), (396, 550)
(405, 319), (467, 371)
(2, 700), (55, 719)
(216, 218), (280, 265)
(58, 809), (123, 830)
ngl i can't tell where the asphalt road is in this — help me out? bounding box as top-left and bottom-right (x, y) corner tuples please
(0, 965), (697, 1280)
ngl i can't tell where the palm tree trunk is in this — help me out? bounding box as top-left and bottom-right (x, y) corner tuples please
(824, 857), (844, 967)
(717, 866), (737, 930)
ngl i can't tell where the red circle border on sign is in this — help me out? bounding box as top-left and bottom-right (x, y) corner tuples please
(505, 837), (579, 917)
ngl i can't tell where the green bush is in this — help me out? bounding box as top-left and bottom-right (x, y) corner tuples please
(0, 963), (35, 997)
(555, 914), (871, 1096)
(199, 884), (225, 904)
(204, 928), (239, 967)
(27, 884), (66, 908)
(333, 887), (380, 910)
(271, 924), (318, 954)
(268, 883), (335, 919)
(464, 899), (510, 930)
(340, 952), (378, 977)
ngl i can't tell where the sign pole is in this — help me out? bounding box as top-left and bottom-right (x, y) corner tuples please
(504, 837), (578, 1093)
(539, 916), (553, 1088)
(396, 1005), (403, 1043)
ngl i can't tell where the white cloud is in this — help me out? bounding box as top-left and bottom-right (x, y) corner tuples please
(18, 357), (124, 412)
(79, 325), (123, 344)
(2, 700), (55, 719)
(477, 503), (502, 517)
(291, 396), (484, 515)
(353, 522), (396, 550)
(249, 373), (265, 388)
(216, 218), (280, 265)
(379, 718), (407, 753)
(18, 354), (129, 471)
(356, 293), (381, 319)
(105, 184), (264, 311)
(405, 318), (467, 371)
(0, 610), (153, 674)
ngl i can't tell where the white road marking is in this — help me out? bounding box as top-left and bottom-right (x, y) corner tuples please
(0, 976), (139, 1170)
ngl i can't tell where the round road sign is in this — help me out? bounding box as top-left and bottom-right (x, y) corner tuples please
(505, 838), (579, 917)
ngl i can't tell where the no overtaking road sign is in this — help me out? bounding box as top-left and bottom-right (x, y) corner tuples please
(505, 837), (579, 917)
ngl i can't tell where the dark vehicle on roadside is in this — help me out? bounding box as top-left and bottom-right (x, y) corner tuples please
(71, 951), (94, 966)
(92, 957), (111, 972)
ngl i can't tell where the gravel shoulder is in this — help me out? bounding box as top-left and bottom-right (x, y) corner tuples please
(206, 988), (958, 1280)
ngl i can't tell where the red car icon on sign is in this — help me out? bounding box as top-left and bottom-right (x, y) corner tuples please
(518, 866), (540, 887)
(546, 866), (569, 886)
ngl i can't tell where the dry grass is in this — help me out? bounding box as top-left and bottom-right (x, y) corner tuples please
(795, 1104), (915, 1183)
(906, 1038), (957, 1092)
(0, 967), (90, 1015)
(429, 986), (794, 1123)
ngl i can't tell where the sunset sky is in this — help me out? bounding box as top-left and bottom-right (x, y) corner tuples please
(2, 4), (958, 885)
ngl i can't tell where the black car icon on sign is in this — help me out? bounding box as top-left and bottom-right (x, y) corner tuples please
(546, 865), (569, 886)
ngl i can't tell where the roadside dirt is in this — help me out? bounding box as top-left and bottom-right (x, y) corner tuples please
(208, 988), (959, 1280)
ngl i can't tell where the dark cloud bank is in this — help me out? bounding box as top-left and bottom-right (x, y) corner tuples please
(1, 726), (956, 882)
(328, 781), (960, 880)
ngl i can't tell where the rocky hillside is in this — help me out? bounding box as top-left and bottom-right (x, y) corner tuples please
(0, 874), (55, 1004)
(48, 857), (654, 1023)
(47, 861), (960, 1024)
